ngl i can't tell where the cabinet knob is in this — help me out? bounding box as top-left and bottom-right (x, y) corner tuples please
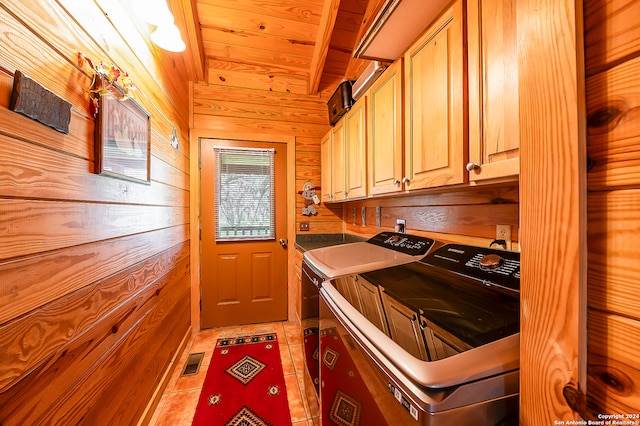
(402, 177), (410, 185)
(392, 179), (400, 186)
(466, 162), (480, 172)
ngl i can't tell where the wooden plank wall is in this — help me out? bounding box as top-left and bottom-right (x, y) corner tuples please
(584, 0), (640, 415)
(339, 182), (519, 247)
(0, 0), (191, 424)
(192, 82), (343, 235)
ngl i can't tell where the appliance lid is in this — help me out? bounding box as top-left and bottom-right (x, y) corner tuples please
(303, 231), (435, 280)
(361, 262), (519, 349)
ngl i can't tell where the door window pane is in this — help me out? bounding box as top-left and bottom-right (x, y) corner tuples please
(214, 146), (275, 241)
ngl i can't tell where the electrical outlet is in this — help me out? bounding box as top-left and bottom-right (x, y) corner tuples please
(496, 225), (512, 250)
(299, 221), (309, 231)
(376, 206), (381, 228)
(361, 206), (366, 227)
(395, 219), (406, 233)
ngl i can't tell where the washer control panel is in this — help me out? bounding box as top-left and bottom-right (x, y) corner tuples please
(423, 244), (520, 294)
(366, 231), (435, 256)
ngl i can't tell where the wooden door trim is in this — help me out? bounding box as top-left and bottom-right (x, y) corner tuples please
(189, 127), (296, 333)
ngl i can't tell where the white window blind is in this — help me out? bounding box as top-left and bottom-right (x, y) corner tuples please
(214, 146), (275, 241)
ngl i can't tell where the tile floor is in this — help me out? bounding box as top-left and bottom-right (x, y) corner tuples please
(148, 321), (312, 425)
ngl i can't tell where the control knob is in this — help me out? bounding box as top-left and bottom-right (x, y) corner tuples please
(479, 254), (504, 270)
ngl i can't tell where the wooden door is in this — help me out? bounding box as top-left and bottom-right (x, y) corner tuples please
(368, 59), (404, 196)
(467, 0), (520, 181)
(200, 138), (288, 328)
(404, 0), (465, 190)
(345, 97), (367, 199)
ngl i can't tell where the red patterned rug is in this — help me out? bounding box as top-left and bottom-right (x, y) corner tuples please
(191, 333), (293, 426)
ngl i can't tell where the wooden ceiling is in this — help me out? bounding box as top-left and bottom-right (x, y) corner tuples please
(174, 0), (377, 98)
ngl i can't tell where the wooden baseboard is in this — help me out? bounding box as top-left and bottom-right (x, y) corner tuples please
(136, 327), (192, 425)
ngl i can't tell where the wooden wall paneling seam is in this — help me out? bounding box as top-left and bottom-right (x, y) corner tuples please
(0, 262), (189, 423)
(196, 0), (323, 24)
(150, 155), (191, 192)
(192, 114), (329, 137)
(192, 99), (328, 124)
(81, 277), (191, 425)
(136, 327), (192, 426)
(32, 278), (190, 425)
(0, 225), (189, 324)
(586, 55), (640, 190)
(0, 201), (189, 261)
(192, 82), (327, 110)
(587, 311), (640, 414)
(587, 188), (640, 320)
(583, 0), (640, 77)
(0, 244), (189, 393)
(200, 27), (314, 59)
(205, 66), (309, 95)
(0, 134), (188, 205)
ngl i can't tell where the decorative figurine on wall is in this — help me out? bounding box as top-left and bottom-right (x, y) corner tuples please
(299, 181), (320, 216)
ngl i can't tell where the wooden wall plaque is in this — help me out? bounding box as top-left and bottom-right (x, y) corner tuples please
(9, 70), (72, 134)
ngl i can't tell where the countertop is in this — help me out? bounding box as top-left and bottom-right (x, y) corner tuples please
(294, 233), (366, 252)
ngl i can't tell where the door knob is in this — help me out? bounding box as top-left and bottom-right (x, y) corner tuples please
(278, 238), (287, 248)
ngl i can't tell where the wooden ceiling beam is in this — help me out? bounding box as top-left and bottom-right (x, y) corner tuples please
(170, 0), (206, 83)
(308, 0), (341, 95)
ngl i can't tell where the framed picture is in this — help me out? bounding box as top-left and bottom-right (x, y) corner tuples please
(95, 77), (150, 184)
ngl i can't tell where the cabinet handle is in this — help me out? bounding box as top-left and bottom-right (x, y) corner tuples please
(402, 177), (410, 185)
(466, 162), (480, 172)
(392, 179), (400, 186)
(323, 194), (332, 199)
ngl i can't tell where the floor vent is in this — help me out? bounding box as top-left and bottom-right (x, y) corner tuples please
(181, 352), (205, 376)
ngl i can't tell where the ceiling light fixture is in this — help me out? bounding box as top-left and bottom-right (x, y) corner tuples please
(150, 23), (187, 52)
(133, 0), (186, 52)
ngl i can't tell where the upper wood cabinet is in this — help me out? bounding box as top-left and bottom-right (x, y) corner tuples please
(403, 0), (466, 190)
(321, 96), (368, 203)
(367, 59), (405, 196)
(467, 0), (519, 181)
(320, 130), (332, 203)
(344, 97), (368, 200)
(331, 118), (346, 201)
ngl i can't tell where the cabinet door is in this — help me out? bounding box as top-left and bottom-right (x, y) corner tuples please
(320, 130), (332, 203)
(356, 276), (390, 336)
(467, 0), (519, 181)
(380, 290), (429, 360)
(345, 97), (367, 199)
(331, 119), (346, 201)
(404, 0), (465, 190)
(368, 59), (404, 196)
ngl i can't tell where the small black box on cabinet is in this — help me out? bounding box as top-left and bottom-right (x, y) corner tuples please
(327, 80), (354, 126)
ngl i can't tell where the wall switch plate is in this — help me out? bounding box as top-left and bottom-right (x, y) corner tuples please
(361, 206), (366, 227)
(376, 206), (381, 228)
(395, 218), (406, 233)
(352, 208), (357, 226)
(299, 221), (309, 231)
(496, 224), (512, 250)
